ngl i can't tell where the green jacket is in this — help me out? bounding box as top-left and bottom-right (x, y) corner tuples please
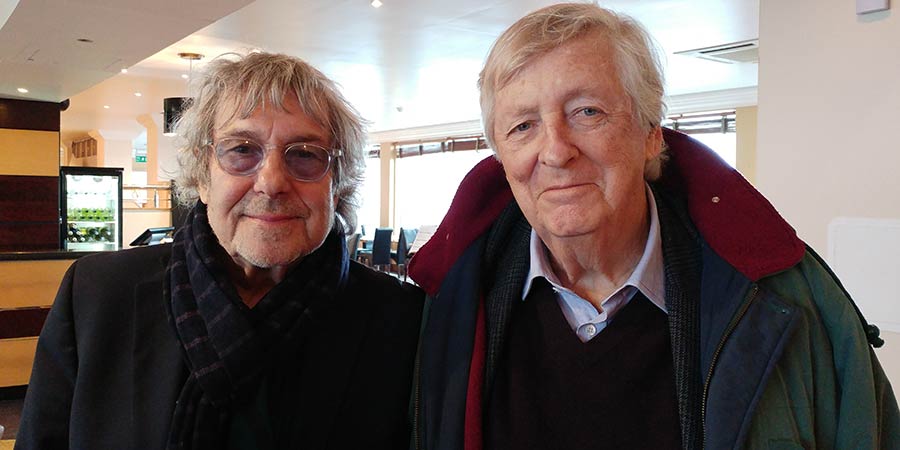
(408, 129), (900, 449)
(740, 250), (899, 448)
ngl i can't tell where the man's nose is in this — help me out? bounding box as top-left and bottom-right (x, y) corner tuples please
(253, 149), (292, 196)
(540, 118), (579, 167)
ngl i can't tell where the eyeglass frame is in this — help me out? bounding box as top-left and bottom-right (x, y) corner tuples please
(205, 137), (343, 182)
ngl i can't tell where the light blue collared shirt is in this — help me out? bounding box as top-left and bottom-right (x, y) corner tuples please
(521, 185), (667, 342)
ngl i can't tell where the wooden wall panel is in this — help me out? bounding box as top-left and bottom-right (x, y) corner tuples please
(0, 224), (58, 252)
(0, 175), (58, 222)
(0, 129), (60, 176)
(0, 308), (50, 339)
(0, 258), (73, 389)
(0, 259), (73, 309)
(0, 175), (60, 252)
(0, 98), (60, 132)
(0, 174), (59, 250)
(0, 337), (39, 387)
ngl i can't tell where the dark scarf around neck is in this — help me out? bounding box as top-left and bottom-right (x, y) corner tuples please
(164, 201), (348, 449)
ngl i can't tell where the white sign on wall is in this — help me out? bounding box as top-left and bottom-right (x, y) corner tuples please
(828, 217), (900, 332)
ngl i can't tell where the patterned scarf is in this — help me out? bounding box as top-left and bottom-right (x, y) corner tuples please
(164, 202), (348, 449)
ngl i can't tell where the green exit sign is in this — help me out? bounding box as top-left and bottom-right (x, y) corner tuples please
(135, 155), (147, 163)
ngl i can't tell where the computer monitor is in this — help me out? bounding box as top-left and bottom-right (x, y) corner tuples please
(129, 226), (175, 246)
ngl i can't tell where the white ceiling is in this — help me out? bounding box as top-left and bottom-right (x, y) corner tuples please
(1, 0), (759, 144)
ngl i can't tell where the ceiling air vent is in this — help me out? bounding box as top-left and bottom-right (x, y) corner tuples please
(674, 39), (759, 64)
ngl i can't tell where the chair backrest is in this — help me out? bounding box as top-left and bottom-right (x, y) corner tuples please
(396, 228), (418, 265)
(395, 228), (409, 265)
(346, 232), (360, 261)
(403, 228), (418, 252)
(371, 227), (393, 266)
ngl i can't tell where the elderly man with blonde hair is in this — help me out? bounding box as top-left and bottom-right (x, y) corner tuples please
(408, 3), (899, 449)
(18, 52), (422, 450)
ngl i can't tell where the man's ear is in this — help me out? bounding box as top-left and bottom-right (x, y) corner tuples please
(644, 126), (663, 162)
(198, 183), (209, 204)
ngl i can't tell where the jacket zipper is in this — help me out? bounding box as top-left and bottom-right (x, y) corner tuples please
(701, 284), (758, 448)
(412, 313), (426, 450)
(413, 352), (422, 450)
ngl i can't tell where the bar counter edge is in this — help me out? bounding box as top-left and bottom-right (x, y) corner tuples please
(0, 250), (98, 261)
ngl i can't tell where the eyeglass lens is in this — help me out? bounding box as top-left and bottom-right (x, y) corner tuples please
(215, 139), (332, 181)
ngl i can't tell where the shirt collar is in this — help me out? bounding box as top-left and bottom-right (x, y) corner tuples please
(521, 184), (666, 313)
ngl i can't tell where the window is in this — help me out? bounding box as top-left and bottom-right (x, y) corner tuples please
(355, 147), (381, 236)
(663, 110), (736, 167)
(394, 147), (492, 229)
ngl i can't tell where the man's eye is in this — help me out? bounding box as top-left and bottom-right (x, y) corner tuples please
(230, 145), (255, 155)
(581, 107), (600, 116)
(513, 122), (532, 133)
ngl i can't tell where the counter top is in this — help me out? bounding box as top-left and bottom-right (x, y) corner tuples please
(0, 250), (98, 261)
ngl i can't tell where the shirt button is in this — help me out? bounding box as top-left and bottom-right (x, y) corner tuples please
(585, 324), (597, 336)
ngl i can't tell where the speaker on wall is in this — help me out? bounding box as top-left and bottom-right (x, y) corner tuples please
(163, 97), (190, 136)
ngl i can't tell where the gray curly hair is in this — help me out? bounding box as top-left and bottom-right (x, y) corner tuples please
(173, 52), (366, 232)
(479, 3), (668, 180)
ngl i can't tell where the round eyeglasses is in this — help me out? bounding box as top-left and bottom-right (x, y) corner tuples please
(210, 138), (341, 182)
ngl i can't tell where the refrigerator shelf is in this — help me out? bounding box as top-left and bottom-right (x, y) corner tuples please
(69, 220), (116, 225)
(66, 242), (118, 251)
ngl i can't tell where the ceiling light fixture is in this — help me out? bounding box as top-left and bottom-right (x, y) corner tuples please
(164, 52), (204, 136)
(17, 87), (28, 93)
(103, 105), (110, 109)
(371, 0), (383, 8)
(121, 68), (128, 74)
(134, 92), (142, 97)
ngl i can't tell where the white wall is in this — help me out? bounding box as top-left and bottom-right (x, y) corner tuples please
(758, 1), (900, 387)
(123, 209), (171, 247)
(101, 139), (134, 183)
(148, 113), (180, 182)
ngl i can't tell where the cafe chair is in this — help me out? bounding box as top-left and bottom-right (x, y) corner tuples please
(360, 225), (373, 251)
(367, 227), (393, 272)
(391, 228), (418, 281)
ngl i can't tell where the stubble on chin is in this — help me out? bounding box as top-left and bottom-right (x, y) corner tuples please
(232, 220), (309, 268)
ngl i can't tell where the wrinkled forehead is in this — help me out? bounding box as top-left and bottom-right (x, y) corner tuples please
(500, 31), (616, 92)
(211, 89), (331, 138)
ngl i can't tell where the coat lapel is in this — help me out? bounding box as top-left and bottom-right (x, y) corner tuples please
(295, 290), (372, 448)
(481, 202), (531, 395)
(654, 187), (705, 450)
(131, 252), (186, 450)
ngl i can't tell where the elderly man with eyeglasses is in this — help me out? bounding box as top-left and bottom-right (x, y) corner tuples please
(17, 53), (423, 450)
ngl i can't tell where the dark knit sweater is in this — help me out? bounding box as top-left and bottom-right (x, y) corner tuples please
(486, 278), (681, 449)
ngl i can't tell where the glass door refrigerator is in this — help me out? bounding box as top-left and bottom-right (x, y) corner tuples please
(60, 166), (124, 251)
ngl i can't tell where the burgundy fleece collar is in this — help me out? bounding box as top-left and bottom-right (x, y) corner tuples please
(408, 128), (805, 295)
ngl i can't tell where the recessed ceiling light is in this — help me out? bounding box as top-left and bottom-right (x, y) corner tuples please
(103, 105), (110, 109)
(181, 74), (189, 79)
(371, 0), (383, 7)
(17, 87), (28, 93)
(121, 68), (128, 74)
(134, 92), (142, 97)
